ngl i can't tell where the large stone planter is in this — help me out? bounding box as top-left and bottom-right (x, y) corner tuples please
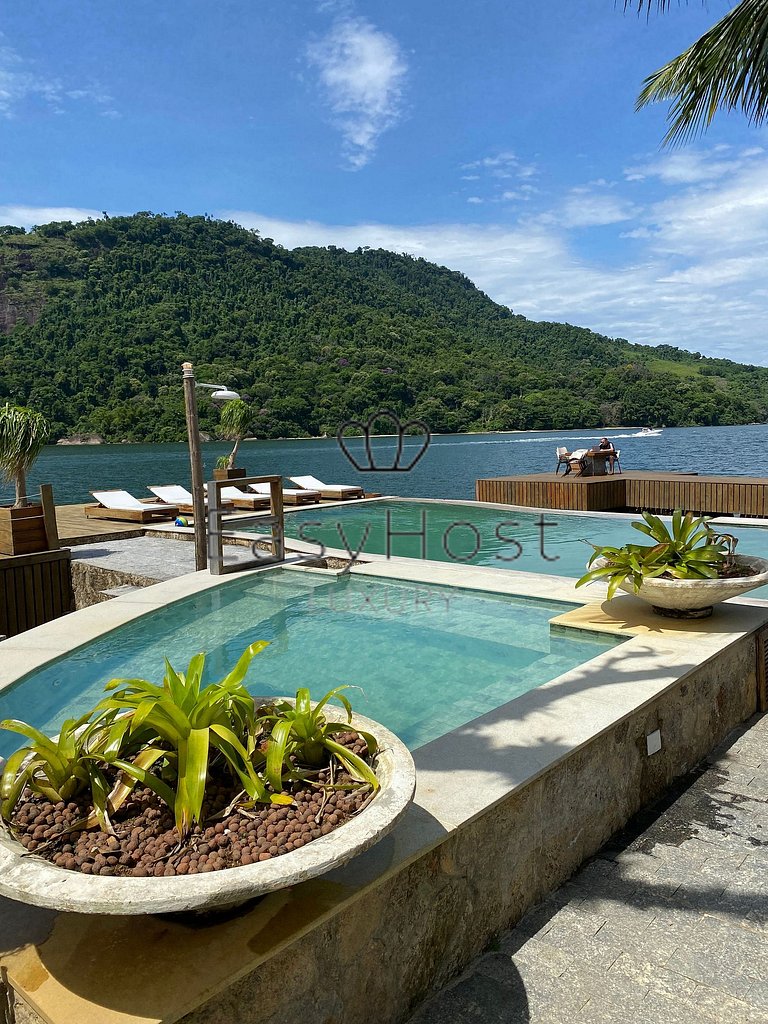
(594, 554), (768, 618)
(0, 708), (415, 915)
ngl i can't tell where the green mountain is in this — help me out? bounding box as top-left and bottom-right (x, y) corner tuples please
(0, 212), (766, 441)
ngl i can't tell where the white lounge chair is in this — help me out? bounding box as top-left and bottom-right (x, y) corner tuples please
(290, 475), (364, 500)
(147, 485), (234, 514)
(247, 482), (320, 505)
(204, 485), (271, 511)
(85, 490), (179, 523)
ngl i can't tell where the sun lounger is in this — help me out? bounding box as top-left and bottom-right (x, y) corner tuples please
(247, 482), (321, 505)
(147, 485), (235, 515)
(85, 490), (179, 523)
(204, 485), (271, 511)
(290, 475), (364, 500)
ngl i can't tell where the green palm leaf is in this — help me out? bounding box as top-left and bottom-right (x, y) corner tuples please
(629, 0), (768, 144)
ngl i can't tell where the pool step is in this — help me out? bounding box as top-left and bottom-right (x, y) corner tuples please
(99, 584), (146, 599)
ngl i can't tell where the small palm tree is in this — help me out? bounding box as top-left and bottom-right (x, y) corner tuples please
(627, 0), (768, 144)
(216, 399), (253, 470)
(0, 404), (50, 508)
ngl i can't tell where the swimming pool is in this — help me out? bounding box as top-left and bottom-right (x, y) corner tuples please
(0, 570), (620, 757)
(254, 499), (768, 593)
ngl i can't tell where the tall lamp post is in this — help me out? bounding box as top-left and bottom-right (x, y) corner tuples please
(181, 362), (240, 571)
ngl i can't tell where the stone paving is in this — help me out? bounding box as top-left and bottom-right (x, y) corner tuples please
(70, 536), (269, 580)
(409, 712), (768, 1024)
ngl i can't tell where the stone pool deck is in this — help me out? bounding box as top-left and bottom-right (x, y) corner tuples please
(409, 712), (768, 1024)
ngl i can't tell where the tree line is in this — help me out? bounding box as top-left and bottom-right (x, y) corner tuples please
(0, 213), (766, 442)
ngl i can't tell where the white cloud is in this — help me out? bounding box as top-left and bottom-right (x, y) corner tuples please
(467, 196), (483, 205)
(558, 192), (638, 228)
(623, 147), (762, 185)
(221, 151), (768, 366)
(459, 151), (540, 204)
(305, 16), (407, 169)
(0, 40), (114, 118)
(0, 205), (104, 228)
(0, 44), (60, 116)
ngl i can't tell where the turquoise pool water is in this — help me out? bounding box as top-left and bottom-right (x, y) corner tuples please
(0, 571), (620, 757)
(261, 500), (768, 594)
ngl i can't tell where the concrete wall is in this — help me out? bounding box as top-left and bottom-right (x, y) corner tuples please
(176, 633), (757, 1024)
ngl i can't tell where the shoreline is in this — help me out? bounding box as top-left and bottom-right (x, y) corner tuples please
(50, 425), (662, 448)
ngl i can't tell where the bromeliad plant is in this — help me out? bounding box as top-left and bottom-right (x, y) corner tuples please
(0, 644), (380, 842)
(576, 510), (733, 599)
(95, 642), (285, 834)
(258, 687), (379, 794)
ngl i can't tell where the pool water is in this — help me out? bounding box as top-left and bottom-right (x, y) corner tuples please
(0, 571), (620, 756)
(265, 500), (768, 594)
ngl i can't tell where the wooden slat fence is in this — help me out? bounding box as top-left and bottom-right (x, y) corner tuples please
(476, 472), (768, 518)
(0, 548), (74, 638)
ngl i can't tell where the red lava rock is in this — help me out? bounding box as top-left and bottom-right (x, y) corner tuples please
(7, 733), (375, 877)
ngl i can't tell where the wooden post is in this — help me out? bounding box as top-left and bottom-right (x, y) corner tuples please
(270, 477), (284, 559)
(40, 484), (60, 550)
(182, 362), (208, 571)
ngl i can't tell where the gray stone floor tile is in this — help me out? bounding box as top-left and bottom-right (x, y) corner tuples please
(407, 714), (768, 1024)
(558, 963), (648, 1011)
(639, 988), (722, 1024)
(573, 998), (637, 1024)
(747, 979), (768, 1012)
(608, 953), (698, 999)
(407, 971), (530, 1024)
(479, 953), (588, 1016)
(511, 887), (585, 940)
(694, 984), (768, 1024)
(595, 916), (685, 963)
(508, 936), (573, 976)
(664, 946), (757, 1000)
(610, 849), (663, 885)
(538, 930), (623, 972)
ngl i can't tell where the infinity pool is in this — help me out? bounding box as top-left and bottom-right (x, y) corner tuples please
(0, 571), (620, 757)
(255, 500), (768, 593)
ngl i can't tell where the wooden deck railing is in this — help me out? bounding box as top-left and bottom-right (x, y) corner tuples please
(475, 471), (768, 518)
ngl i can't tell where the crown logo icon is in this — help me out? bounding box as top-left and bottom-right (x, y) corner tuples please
(337, 410), (431, 472)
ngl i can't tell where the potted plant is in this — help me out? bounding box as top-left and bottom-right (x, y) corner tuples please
(214, 399), (253, 481)
(576, 510), (768, 618)
(0, 403), (51, 556)
(0, 643), (415, 914)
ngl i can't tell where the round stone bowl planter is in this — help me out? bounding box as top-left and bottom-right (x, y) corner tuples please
(593, 554), (768, 618)
(0, 707), (416, 916)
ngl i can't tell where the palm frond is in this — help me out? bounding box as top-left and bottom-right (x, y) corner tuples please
(624, 1), (685, 14)
(0, 404), (50, 501)
(635, 0), (768, 144)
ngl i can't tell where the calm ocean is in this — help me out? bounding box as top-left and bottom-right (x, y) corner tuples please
(4, 424), (768, 507)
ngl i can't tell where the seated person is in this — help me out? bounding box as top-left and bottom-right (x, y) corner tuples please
(597, 437), (617, 473)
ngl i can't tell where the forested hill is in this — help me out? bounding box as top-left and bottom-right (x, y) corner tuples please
(0, 212), (766, 442)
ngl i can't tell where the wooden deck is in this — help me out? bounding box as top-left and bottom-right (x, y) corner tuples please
(52, 504), (148, 546)
(475, 471), (768, 517)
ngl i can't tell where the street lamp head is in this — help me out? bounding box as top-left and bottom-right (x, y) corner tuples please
(209, 388), (241, 403)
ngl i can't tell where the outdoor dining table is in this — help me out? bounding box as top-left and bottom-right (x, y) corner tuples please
(576, 450), (612, 476)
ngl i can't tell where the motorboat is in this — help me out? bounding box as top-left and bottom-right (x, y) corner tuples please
(635, 427), (663, 437)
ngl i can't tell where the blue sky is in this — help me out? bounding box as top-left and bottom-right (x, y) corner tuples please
(2, 0), (767, 364)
